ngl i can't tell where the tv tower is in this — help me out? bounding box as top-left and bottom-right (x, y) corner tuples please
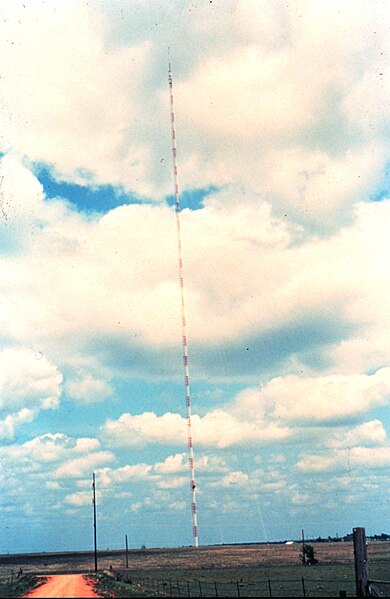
(168, 55), (199, 548)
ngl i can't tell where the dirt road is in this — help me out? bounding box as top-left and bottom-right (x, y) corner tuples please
(23, 574), (102, 598)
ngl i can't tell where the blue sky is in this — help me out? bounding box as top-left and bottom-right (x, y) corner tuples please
(0, 0), (389, 554)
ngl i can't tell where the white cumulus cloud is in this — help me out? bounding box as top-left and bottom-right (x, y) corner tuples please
(0, 347), (62, 439)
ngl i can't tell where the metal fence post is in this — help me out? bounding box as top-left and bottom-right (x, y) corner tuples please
(214, 581), (218, 597)
(236, 580), (241, 597)
(268, 577), (273, 597)
(301, 577), (306, 598)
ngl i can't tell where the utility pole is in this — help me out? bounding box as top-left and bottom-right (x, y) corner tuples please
(92, 472), (98, 573)
(125, 534), (129, 569)
(301, 529), (306, 564)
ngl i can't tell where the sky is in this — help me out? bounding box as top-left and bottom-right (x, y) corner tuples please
(0, 0), (389, 554)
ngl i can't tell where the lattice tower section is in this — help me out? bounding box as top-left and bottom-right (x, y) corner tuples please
(168, 58), (199, 548)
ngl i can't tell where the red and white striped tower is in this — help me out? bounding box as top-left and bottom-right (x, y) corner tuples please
(168, 56), (199, 548)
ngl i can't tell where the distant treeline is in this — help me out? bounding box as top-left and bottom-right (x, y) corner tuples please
(291, 532), (390, 543)
(214, 532), (390, 546)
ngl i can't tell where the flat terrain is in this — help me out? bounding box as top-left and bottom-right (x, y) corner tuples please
(1, 541), (389, 573)
(1, 542), (389, 597)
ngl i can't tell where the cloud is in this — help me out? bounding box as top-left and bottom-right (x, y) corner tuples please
(0, 1), (387, 220)
(0, 409), (35, 441)
(221, 471), (250, 487)
(0, 347), (62, 439)
(101, 405), (290, 449)
(258, 367), (390, 423)
(96, 453), (228, 494)
(102, 412), (187, 447)
(130, 497), (152, 513)
(0, 1), (389, 551)
(0, 1), (155, 194)
(327, 420), (387, 449)
(154, 453), (187, 474)
(55, 451), (115, 479)
(228, 369), (390, 432)
(101, 365), (390, 452)
(64, 491), (94, 507)
(65, 373), (113, 404)
(167, 500), (186, 511)
(0, 154), (46, 251)
(97, 464), (152, 487)
(297, 446), (390, 473)
(46, 481), (61, 490)
(0, 433), (103, 471)
(1, 156), (389, 387)
(0, 347), (62, 411)
(20, 433), (101, 463)
(156, 477), (187, 490)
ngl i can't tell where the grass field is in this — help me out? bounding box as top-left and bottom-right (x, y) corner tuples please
(0, 541), (389, 597)
(0, 574), (43, 599)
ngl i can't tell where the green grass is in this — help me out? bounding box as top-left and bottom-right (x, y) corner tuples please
(0, 542), (388, 597)
(104, 564), (358, 597)
(0, 574), (45, 598)
(92, 573), (160, 597)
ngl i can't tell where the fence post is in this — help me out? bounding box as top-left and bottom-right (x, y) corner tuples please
(301, 577), (306, 598)
(198, 581), (203, 597)
(187, 580), (191, 597)
(214, 581), (218, 597)
(268, 577), (272, 597)
(353, 527), (369, 598)
(236, 580), (241, 598)
(177, 579), (181, 597)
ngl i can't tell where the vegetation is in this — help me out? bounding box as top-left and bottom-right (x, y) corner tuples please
(0, 542), (389, 597)
(92, 572), (159, 597)
(301, 544), (318, 565)
(0, 573), (44, 598)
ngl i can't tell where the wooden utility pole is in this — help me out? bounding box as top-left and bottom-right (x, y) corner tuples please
(92, 472), (98, 573)
(125, 534), (129, 568)
(353, 527), (369, 598)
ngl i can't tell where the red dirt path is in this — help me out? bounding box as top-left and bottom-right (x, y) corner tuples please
(23, 574), (102, 598)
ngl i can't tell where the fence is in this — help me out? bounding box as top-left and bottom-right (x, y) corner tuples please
(0, 569), (24, 585)
(110, 571), (356, 597)
(368, 579), (390, 598)
(353, 528), (390, 598)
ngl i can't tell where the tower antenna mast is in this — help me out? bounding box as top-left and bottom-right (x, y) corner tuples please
(168, 52), (199, 548)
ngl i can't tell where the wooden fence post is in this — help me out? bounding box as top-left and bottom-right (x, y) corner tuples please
(353, 527), (369, 598)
